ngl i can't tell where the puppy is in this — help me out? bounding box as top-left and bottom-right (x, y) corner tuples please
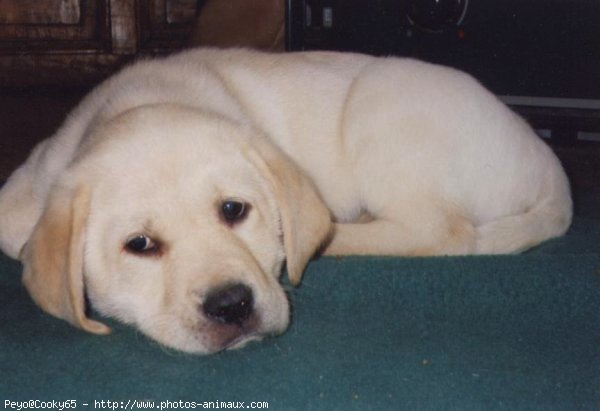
(0, 49), (572, 353)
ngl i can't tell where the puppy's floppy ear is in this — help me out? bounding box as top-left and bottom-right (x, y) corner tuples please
(242, 134), (332, 286)
(21, 184), (111, 334)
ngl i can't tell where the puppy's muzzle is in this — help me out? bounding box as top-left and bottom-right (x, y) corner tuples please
(203, 283), (254, 325)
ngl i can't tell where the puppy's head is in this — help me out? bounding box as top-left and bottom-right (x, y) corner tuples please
(21, 105), (331, 353)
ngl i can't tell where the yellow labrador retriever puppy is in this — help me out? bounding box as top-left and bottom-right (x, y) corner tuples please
(0, 49), (571, 353)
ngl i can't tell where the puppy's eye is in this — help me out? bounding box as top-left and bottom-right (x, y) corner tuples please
(221, 200), (249, 224)
(125, 234), (160, 255)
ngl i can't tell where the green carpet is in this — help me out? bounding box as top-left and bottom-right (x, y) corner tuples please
(1, 211), (599, 409)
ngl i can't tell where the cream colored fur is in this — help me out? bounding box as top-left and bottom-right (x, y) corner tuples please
(0, 49), (572, 353)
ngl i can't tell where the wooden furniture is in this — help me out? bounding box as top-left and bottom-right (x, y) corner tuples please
(0, 0), (202, 87)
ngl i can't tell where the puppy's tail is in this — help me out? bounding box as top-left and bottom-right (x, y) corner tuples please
(475, 173), (572, 255)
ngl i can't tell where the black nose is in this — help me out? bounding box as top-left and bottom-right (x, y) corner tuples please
(203, 283), (254, 325)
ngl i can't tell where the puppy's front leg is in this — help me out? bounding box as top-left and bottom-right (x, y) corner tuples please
(0, 141), (50, 259)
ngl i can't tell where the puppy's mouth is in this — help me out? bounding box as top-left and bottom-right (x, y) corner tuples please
(224, 332), (263, 351)
(197, 281), (289, 352)
(149, 282), (290, 354)
(204, 314), (263, 352)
